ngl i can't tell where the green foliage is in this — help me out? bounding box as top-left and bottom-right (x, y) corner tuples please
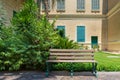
(0, 26), (24, 70)
(57, 29), (65, 38)
(11, 0), (58, 70)
(93, 44), (99, 51)
(52, 63), (92, 71)
(0, 0), (58, 71)
(54, 36), (79, 49)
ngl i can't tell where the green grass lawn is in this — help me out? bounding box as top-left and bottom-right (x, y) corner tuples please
(95, 51), (120, 71)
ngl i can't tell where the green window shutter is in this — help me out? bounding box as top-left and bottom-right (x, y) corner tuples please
(92, 0), (100, 10)
(77, 26), (85, 42)
(57, 26), (65, 37)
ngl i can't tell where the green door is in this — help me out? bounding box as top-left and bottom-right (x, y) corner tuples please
(91, 36), (98, 48)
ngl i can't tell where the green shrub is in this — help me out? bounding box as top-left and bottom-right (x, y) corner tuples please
(52, 63), (92, 71)
(11, 0), (58, 70)
(53, 36), (79, 49)
(0, 0), (58, 71)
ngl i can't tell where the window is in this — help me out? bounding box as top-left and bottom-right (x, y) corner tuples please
(57, 0), (65, 11)
(77, 26), (85, 42)
(92, 0), (100, 11)
(77, 0), (85, 11)
(57, 26), (65, 37)
(42, 0), (50, 10)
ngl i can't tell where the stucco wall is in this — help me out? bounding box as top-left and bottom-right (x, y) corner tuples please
(41, 0), (103, 15)
(50, 18), (102, 49)
(107, 2), (120, 51)
(47, 0), (104, 49)
(102, 19), (108, 50)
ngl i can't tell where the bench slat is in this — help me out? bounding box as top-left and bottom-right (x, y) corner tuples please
(50, 53), (94, 56)
(46, 60), (97, 63)
(50, 49), (94, 53)
(49, 56), (94, 60)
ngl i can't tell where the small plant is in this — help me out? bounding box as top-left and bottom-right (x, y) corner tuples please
(93, 44), (99, 51)
(84, 45), (89, 50)
(79, 44), (84, 50)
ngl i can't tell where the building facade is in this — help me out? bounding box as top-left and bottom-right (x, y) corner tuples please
(41, 0), (105, 50)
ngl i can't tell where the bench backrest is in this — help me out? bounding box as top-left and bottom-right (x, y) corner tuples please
(49, 49), (95, 61)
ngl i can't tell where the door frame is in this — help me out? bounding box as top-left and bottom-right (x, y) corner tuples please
(91, 36), (98, 48)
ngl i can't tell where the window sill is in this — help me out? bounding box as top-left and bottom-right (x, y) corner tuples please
(56, 9), (65, 12)
(76, 9), (85, 12)
(42, 10), (51, 12)
(91, 10), (100, 13)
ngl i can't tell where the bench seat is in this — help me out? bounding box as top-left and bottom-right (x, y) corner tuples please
(47, 60), (97, 63)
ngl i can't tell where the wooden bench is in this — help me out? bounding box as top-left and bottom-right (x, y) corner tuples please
(46, 49), (98, 77)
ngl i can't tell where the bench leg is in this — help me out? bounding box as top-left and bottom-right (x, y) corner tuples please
(46, 62), (49, 77)
(92, 63), (98, 78)
(94, 63), (98, 78)
(70, 63), (73, 77)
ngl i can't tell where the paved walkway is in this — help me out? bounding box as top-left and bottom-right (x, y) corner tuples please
(0, 71), (120, 80)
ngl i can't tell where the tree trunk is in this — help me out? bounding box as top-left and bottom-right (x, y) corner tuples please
(43, 0), (49, 19)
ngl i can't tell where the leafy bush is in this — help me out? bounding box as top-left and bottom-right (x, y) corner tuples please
(52, 63), (92, 71)
(0, 0), (58, 71)
(11, 0), (58, 70)
(54, 36), (79, 49)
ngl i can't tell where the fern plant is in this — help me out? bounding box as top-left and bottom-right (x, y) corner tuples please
(54, 36), (79, 49)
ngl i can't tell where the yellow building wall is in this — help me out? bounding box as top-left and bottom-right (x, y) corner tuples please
(41, 0), (103, 15)
(102, 19), (108, 50)
(107, 2), (120, 51)
(50, 18), (102, 49)
(47, 0), (104, 49)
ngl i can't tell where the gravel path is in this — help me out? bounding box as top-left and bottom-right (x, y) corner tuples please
(0, 71), (120, 80)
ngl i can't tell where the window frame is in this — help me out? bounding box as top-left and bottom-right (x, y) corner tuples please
(56, 0), (65, 12)
(91, 0), (100, 12)
(77, 0), (85, 12)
